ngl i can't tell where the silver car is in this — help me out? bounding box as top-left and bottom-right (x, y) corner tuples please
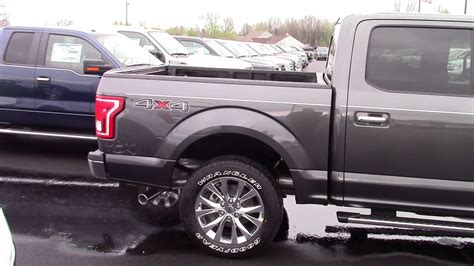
(0, 209), (15, 266)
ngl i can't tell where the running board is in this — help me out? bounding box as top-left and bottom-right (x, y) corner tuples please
(337, 211), (474, 235)
(0, 128), (96, 140)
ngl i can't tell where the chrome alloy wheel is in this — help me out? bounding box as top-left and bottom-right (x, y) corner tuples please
(194, 177), (265, 245)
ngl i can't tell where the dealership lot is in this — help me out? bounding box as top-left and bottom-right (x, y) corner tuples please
(0, 61), (472, 266)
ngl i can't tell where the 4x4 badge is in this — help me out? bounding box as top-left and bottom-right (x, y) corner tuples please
(134, 98), (190, 112)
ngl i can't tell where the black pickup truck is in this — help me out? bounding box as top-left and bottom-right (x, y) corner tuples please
(88, 14), (473, 257)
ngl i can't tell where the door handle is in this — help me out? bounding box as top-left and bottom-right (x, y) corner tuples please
(357, 115), (387, 123)
(355, 112), (390, 127)
(36, 76), (51, 85)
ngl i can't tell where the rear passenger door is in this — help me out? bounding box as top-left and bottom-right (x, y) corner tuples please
(344, 21), (473, 216)
(0, 31), (41, 126)
(34, 33), (108, 130)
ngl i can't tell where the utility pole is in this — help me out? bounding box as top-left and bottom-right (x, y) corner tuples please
(125, 0), (129, 26)
(465, 0), (468, 14)
(418, 0), (421, 12)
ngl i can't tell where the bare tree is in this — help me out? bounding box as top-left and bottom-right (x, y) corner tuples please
(222, 17), (235, 39)
(405, 0), (417, 12)
(437, 5), (449, 13)
(0, 0), (9, 27)
(239, 23), (253, 36)
(267, 17), (282, 35)
(56, 19), (73, 27)
(202, 12), (222, 38)
(392, 0), (402, 12)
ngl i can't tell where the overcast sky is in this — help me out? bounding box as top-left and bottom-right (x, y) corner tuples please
(4, 0), (473, 30)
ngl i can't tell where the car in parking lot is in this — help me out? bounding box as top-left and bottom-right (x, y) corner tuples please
(447, 48), (471, 78)
(245, 42), (300, 71)
(0, 209), (15, 266)
(315, 46), (329, 60)
(118, 28), (252, 69)
(275, 44), (309, 67)
(0, 26), (162, 136)
(175, 36), (280, 71)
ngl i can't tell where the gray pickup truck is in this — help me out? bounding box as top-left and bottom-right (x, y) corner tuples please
(88, 14), (473, 257)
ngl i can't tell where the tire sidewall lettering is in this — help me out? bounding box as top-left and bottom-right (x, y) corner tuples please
(195, 232), (261, 254)
(197, 169), (262, 190)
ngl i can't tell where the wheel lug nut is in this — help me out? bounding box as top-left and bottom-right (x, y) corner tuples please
(234, 213), (240, 218)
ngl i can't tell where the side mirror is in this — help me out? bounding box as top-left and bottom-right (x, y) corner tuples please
(83, 59), (113, 75)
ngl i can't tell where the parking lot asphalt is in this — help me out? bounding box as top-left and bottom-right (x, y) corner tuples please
(0, 61), (473, 265)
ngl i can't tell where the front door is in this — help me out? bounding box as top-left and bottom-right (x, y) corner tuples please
(34, 34), (106, 131)
(344, 21), (473, 216)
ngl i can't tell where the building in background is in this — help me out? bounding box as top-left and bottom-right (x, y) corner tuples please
(240, 31), (305, 47)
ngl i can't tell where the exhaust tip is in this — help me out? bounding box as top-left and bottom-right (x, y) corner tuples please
(138, 194), (148, 205)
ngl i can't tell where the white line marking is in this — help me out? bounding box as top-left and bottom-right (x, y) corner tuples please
(0, 176), (119, 188)
(345, 105), (474, 116)
(125, 93), (331, 107)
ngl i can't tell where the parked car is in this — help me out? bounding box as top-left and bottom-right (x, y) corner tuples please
(315, 46), (329, 60)
(266, 44), (308, 68)
(244, 42), (300, 71)
(302, 45), (315, 60)
(0, 26), (161, 137)
(88, 14), (474, 258)
(0, 209), (15, 266)
(117, 28), (252, 70)
(275, 44), (309, 67)
(175, 36), (279, 71)
(447, 48), (471, 79)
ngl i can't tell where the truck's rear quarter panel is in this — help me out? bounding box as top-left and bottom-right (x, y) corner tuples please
(98, 74), (332, 172)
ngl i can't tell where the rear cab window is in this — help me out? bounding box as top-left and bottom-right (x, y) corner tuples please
(366, 27), (472, 96)
(4, 32), (37, 65)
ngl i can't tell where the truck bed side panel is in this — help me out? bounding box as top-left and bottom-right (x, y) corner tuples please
(97, 75), (332, 191)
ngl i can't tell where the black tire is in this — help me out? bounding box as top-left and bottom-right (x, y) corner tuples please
(180, 156), (283, 258)
(273, 208), (289, 242)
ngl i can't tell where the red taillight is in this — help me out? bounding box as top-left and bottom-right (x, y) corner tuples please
(95, 95), (125, 139)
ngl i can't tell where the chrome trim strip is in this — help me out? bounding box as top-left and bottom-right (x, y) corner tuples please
(0, 107), (93, 117)
(347, 217), (474, 234)
(1, 63), (103, 77)
(125, 93), (331, 107)
(0, 128), (96, 140)
(0, 176), (118, 188)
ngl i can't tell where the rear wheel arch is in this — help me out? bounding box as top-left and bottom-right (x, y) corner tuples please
(158, 108), (312, 169)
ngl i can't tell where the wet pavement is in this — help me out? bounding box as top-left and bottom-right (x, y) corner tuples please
(1, 61), (474, 265)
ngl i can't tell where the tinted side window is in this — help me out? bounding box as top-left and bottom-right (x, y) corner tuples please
(4, 32), (35, 65)
(45, 34), (102, 74)
(180, 41), (210, 55)
(366, 27), (471, 96)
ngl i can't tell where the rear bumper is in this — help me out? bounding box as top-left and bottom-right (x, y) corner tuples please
(88, 150), (176, 188)
(88, 150), (108, 180)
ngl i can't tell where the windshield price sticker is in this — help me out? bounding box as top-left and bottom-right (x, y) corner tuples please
(51, 43), (83, 63)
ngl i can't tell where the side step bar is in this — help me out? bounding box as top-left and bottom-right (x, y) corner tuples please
(0, 128), (96, 141)
(337, 211), (474, 235)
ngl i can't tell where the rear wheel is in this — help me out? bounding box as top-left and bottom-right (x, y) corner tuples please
(180, 156), (283, 257)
